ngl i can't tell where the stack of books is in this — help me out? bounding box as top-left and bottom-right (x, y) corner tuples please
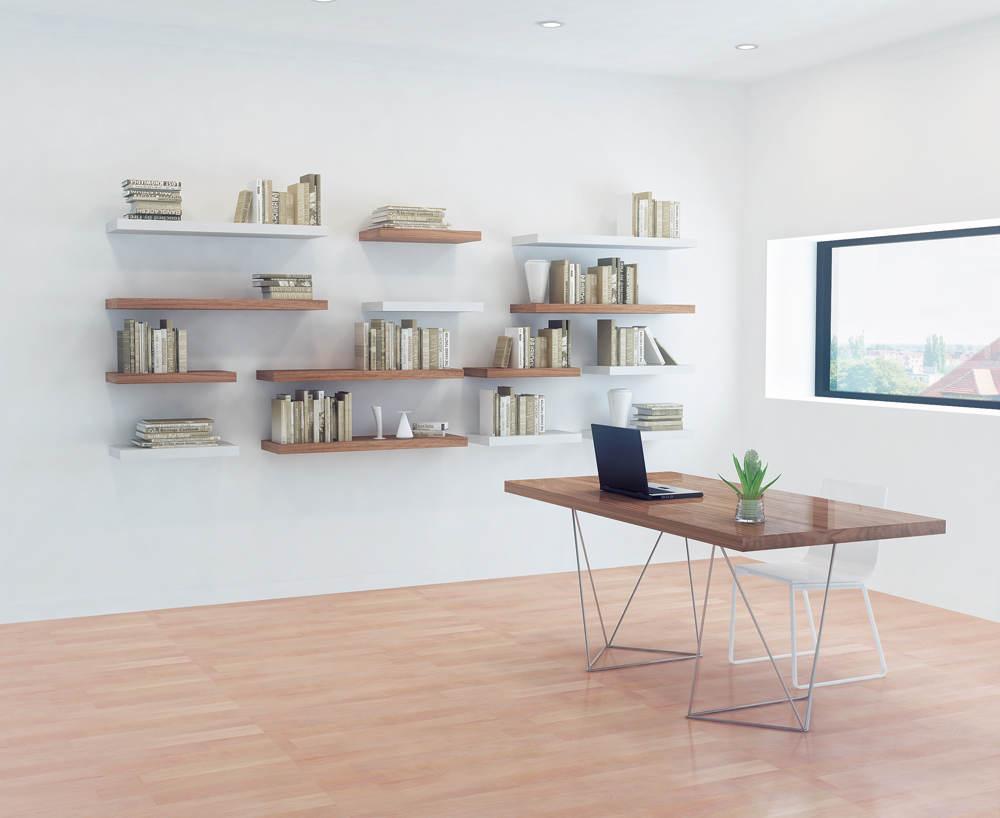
(234, 174), (320, 225)
(271, 390), (352, 444)
(117, 319), (187, 374)
(631, 403), (684, 432)
(369, 206), (449, 230)
(355, 320), (450, 370)
(479, 388), (546, 437)
(618, 191), (680, 238)
(493, 321), (571, 369)
(252, 273), (313, 300)
(132, 418), (219, 449)
(548, 259), (638, 305)
(412, 421), (449, 438)
(597, 319), (677, 367)
(121, 179), (181, 221)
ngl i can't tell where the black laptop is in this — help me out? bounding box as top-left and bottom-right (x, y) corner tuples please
(591, 424), (703, 501)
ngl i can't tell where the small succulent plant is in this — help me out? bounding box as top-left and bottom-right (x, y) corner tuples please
(720, 449), (780, 499)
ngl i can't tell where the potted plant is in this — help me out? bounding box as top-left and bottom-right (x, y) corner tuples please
(719, 449), (780, 522)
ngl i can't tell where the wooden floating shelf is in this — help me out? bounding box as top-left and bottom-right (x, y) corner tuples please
(467, 430), (583, 447)
(261, 435), (468, 453)
(512, 233), (697, 250)
(106, 220), (328, 239)
(109, 441), (240, 461)
(510, 304), (695, 314)
(463, 367), (581, 379)
(106, 298), (328, 311)
(581, 365), (694, 376)
(362, 301), (484, 313)
(106, 371), (237, 384)
(582, 428), (693, 442)
(359, 228), (481, 244)
(256, 368), (464, 382)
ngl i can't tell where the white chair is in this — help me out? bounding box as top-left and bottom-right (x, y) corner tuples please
(727, 478), (888, 689)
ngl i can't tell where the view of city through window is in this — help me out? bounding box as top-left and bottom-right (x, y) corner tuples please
(826, 232), (999, 404)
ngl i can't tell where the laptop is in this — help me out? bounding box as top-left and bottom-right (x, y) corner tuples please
(591, 424), (704, 501)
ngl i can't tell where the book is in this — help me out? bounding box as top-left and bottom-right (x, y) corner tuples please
(493, 336), (513, 367)
(371, 213), (445, 224)
(632, 420), (684, 430)
(653, 338), (679, 365)
(128, 202), (182, 214)
(597, 319), (617, 366)
(287, 182), (308, 225)
(412, 421), (449, 430)
(411, 430), (447, 437)
(300, 174), (318, 225)
(122, 214), (181, 221)
(122, 189), (181, 200)
(549, 260), (570, 304)
(548, 320), (571, 367)
(234, 190), (252, 223)
(252, 273), (312, 280)
(122, 179), (181, 190)
(372, 206), (445, 216)
(372, 221), (452, 230)
(261, 292), (314, 299)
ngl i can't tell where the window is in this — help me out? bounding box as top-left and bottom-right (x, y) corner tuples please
(815, 226), (1000, 410)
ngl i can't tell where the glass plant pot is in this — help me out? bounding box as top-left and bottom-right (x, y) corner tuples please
(735, 497), (765, 523)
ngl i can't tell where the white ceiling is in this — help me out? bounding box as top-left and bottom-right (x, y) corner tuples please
(7, 0), (1000, 81)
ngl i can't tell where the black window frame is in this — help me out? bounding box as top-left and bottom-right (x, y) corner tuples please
(814, 225), (1000, 411)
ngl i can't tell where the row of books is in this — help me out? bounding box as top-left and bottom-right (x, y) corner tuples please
(121, 179), (181, 221)
(355, 320), (451, 370)
(369, 205), (449, 230)
(252, 273), (313, 300)
(479, 388), (546, 436)
(132, 418), (218, 449)
(117, 319), (188, 374)
(619, 191), (680, 238)
(597, 319), (678, 367)
(235, 175), (321, 225)
(493, 322), (571, 369)
(631, 402), (684, 431)
(549, 258), (639, 305)
(271, 390), (353, 444)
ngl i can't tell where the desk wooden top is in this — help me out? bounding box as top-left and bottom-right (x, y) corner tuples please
(504, 473), (946, 552)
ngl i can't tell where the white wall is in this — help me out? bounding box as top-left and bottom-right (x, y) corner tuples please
(743, 20), (1000, 620)
(0, 12), (746, 622)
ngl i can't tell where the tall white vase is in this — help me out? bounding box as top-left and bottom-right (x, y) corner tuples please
(524, 259), (549, 303)
(607, 388), (633, 428)
(372, 406), (385, 440)
(396, 410), (413, 439)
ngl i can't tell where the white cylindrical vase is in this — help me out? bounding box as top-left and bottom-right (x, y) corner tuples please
(607, 388), (633, 428)
(372, 406), (385, 440)
(524, 259), (549, 304)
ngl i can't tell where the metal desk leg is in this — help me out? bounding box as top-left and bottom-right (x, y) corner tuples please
(571, 510), (700, 672)
(686, 544), (838, 732)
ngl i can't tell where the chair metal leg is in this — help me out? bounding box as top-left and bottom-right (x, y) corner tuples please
(689, 544), (839, 732)
(571, 510), (700, 672)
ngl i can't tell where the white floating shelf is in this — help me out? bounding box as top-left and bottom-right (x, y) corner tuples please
(512, 233), (697, 250)
(106, 220), (328, 239)
(581, 365), (695, 376)
(109, 441), (240, 461)
(467, 430), (583, 447)
(582, 428), (693, 441)
(362, 301), (484, 312)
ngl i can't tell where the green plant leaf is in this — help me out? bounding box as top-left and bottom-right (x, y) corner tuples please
(718, 474), (743, 495)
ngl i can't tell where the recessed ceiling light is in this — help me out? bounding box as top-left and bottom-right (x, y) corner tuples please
(736, 43), (758, 50)
(538, 21), (564, 28)
(312, 0), (334, 3)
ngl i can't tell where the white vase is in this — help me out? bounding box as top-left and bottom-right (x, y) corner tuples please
(396, 410), (413, 439)
(372, 406), (385, 440)
(524, 259), (549, 303)
(607, 388), (633, 428)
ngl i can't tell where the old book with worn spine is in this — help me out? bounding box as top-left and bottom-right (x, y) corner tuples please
(234, 190), (252, 223)
(493, 336), (513, 368)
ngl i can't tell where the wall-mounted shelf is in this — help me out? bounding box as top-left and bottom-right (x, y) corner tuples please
(109, 442), (240, 461)
(463, 367), (581, 379)
(467, 430), (583, 447)
(582, 428), (693, 442)
(257, 369), (464, 382)
(106, 371), (237, 384)
(581, 365), (694, 376)
(512, 234), (697, 250)
(106, 298), (327, 311)
(510, 304), (695, 315)
(361, 301), (484, 312)
(261, 435), (468, 454)
(106, 220), (328, 239)
(359, 228), (481, 244)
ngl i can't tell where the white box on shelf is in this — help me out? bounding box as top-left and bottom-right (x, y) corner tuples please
(109, 441), (240, 461)
(467, 431), (583, 447)
(581, 365), (695, 376)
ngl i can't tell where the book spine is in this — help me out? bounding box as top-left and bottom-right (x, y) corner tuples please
(538, 396), (545, 433)
(176, 329), (187, 372)
(443, 329), (450, 369)
(271, 191), (279, 225)
(117, 331), (125, 373)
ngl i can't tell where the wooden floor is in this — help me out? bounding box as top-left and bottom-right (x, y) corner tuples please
(0, 559), (997, 817)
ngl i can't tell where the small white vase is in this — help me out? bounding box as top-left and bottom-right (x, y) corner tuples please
(396, 410), (413, 439)
(524, 259), (549, 303)
(607, 388), (633, 428)
(372, 406), (385, 440)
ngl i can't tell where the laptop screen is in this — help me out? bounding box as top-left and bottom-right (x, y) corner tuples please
(591, 424), (650, 494)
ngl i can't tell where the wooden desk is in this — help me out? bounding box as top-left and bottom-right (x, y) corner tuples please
(505, 472), (946, 731)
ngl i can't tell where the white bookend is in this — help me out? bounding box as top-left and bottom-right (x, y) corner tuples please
(479, 389), (495, 436)
(643, 327), (665, 365)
